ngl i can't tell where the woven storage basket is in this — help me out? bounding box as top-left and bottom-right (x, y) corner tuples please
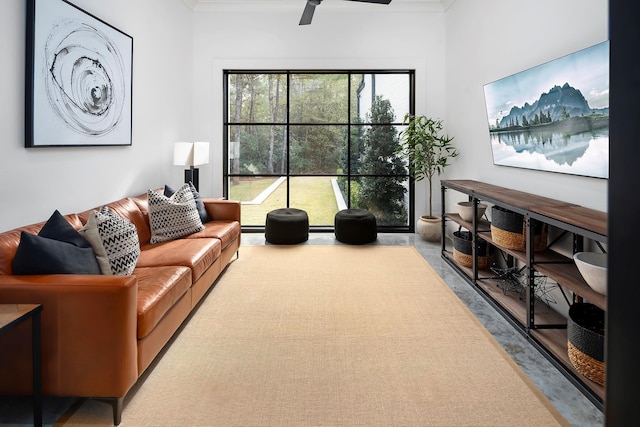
(490, 205), (548, 252)
(452, 230), (491, 269)
(567, 303), (605, 385)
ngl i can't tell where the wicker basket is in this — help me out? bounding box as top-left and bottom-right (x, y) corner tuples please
(490, 206), (548, 252)
(452, 230), (491, 269)
(567, 303), (605, 385)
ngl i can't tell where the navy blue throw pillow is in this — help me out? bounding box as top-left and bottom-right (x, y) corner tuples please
(11, 210), (101, 275)
(39, 210), (93, 248)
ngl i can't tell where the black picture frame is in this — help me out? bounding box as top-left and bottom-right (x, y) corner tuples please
(26, 0), (133, 147)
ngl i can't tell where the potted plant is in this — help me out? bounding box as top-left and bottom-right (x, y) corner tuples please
(398, 113), (459, 241)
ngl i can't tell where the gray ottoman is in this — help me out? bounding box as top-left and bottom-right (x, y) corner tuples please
(334, 209), (377, 244)
(265, 208), (309, 244)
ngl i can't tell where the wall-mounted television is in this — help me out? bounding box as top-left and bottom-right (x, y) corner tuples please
(483, 41), (609, 179)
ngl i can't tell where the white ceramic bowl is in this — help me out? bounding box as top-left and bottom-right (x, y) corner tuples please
(573, 252), (607, 295)
(456, 201), (487, 222)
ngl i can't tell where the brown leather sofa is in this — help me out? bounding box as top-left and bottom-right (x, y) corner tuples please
(0, 191), (241, 424)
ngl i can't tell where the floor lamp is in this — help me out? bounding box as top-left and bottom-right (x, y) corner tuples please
(173, 142), (209, 191)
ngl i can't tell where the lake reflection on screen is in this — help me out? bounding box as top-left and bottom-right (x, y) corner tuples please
(490, 129), (609, 179)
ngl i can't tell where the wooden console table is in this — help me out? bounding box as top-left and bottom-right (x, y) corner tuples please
(0, 304), (43, 427)
(440, 179), (607, 410)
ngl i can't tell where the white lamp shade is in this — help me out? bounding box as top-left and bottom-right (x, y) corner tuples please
(193, 142), (210, 166)
(173, 142), (210, 166)
(173, 142), (192, 166)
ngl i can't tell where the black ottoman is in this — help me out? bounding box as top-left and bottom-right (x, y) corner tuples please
(265, 208), (309, 244)
(334, 209), (377, 244)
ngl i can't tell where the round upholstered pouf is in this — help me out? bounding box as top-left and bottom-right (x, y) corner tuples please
(334, 209), (377, 244)
(265, 208), (309, 244)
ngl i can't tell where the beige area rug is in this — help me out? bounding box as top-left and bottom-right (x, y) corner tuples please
(59, 246), (568, 426)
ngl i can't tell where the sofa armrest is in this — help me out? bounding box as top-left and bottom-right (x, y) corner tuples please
(202, 199), (241, 222)
(0, 274), (139, 398)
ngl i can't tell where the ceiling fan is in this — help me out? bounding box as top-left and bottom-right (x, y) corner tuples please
(299, 0), (392, 26)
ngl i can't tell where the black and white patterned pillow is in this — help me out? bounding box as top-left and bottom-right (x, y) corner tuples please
(79, 210), (113, 275)
(164, 182), (212, 223)
(91, 206), (140, 275)
(148, 183), (204, 244)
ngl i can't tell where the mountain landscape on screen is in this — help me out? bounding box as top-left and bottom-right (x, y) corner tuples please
(483, 41), (609, 179)
(492, 82), (608, 132)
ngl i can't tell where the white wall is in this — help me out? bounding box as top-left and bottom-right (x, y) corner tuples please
(444, 0), (608, 212)
(192, 0), (608, 219)
(0, 0), (194, 232)
(0, 0), (608, 232)
(192, 1), (447, 218)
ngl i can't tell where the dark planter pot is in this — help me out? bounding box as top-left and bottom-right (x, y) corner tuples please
(567, 303), (605, 385)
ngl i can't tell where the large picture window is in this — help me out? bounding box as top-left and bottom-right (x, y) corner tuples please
(224, 71), (415, 231)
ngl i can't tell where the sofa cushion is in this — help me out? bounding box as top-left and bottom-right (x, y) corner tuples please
(130, 193), (153, 242)
(79, 207), (140, 276)
(134, 266), (192, 339)
(11, 210), (101, 275)
(136, 238), (221, 283)
(185, 220), (240, 250)
(164, 182), (212, 223)
(148, 184), (204, 243)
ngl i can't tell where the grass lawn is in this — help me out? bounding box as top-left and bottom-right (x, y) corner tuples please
(230, 176), (340, 226)
(228, 177), (279, 202)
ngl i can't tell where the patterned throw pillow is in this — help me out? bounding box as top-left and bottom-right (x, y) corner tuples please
(164, 182), (212, 223)
(148, 183), (204, 244)
(79, 210), (113, 275)
(86, 206), (141, 275)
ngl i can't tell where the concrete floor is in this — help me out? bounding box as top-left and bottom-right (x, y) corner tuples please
(242, 231), (604, 426)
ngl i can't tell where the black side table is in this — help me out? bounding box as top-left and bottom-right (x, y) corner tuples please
(0, 304), (43, 427)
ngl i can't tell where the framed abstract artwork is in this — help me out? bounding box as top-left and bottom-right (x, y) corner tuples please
(26, 0), (133, 147)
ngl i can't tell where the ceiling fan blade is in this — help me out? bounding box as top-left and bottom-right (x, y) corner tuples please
(299, 3), (316, 25)
(298, 0), (389, 26)
(346, 0), (392, 4)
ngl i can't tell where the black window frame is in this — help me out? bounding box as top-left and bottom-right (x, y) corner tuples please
(223, 69), (416, 233)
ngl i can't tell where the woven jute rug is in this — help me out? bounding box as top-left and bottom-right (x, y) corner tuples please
(59, 245), (568, 426)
